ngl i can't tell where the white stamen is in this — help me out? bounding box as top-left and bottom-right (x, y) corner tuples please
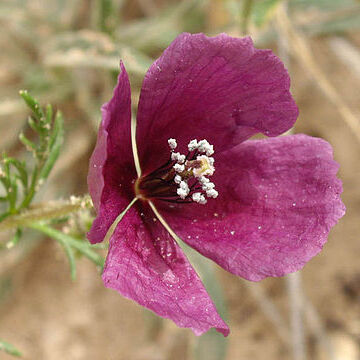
(188, 139), (198, 151)
(173, 163), (185, 173)
(206, 189), (218, 198)
(179, 181), (189, 190)
(171, 152), (185, 164)
(166, 137), (218, 205)
(199, 176), (210, 184)
(177, 181), (190, 199)
(192, 192), (207, 204)
(197, 139), (214, 156)
(206, 145), (214, 156)
(177, 188), (188, 199)
(168, 138), (177, 150)
(202, 182), (215, 191)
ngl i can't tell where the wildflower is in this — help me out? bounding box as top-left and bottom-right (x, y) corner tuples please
(87, 33), (345, 336)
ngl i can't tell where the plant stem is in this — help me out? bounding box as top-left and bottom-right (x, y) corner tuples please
(0, 195), (92, 231)
(287, 272), (306, 360)
(29, 221), (104, 268)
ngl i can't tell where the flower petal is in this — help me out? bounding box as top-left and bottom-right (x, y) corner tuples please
(158, 134), (345, 281)
(136, 32), (298, 174)
(88, 63), (137, 244)
(102, 204), (229, 336)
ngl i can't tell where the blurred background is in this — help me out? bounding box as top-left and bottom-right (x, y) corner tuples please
(0, 0), (359, 359)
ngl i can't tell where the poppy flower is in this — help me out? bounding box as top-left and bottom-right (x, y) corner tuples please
(87, 33), (345, 336)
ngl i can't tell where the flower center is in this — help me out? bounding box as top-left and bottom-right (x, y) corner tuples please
(135, 138), (218, 204)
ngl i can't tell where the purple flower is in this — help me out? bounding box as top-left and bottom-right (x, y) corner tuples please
(87, 33), (345, 336)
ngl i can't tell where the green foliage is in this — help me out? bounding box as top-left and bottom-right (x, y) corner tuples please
(0, 339), (22, 357)
(0, 92), (64, 224)
(0, 92), (103, 282)
(0, 91), (64, 251)
(29, 222), (105, 280)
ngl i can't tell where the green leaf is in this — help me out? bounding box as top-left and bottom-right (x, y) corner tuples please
(0, 339), (22, 357)
(18, 133), (37, 154)
(19, 90), (44, 121)
(28, 117), (46, 135)
(20, 166), (39, 209)
(48, 110), (63, 149)
(4, 158), (28, 189)
(29, 222), (105, 269)
(6, 228), (23, 249)
(58, 234), (77, 281)
(45, 104), (53, 125)
(7, 176), (18, 213)
(39, 111), (64, 181)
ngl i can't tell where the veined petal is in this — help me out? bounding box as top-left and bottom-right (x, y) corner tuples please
(87, 63), (137, 244)
(102, 204), (229, 336)
(136, 33), (298, 174)
(158, 135), (345, 281)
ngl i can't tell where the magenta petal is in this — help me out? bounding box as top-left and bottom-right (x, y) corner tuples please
(159, 135), (345, 281)
(102, 204), (229, 336)
(87, 63), (137, 244)
(136, 32), (298, 174)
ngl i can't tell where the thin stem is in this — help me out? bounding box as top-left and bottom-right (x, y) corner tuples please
(287, 272), (306, 360)
(303, 297), (335, 360)
(276, 4), (360, 145)
(277, 6), (306, 359)
(0, 195), (92, 231)
(244, 281), (290, 346)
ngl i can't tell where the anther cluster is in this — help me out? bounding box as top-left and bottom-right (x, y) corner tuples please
(168, 138), (218, 204)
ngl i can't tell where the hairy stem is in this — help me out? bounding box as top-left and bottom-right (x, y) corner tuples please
(0, 195), (92, 231)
